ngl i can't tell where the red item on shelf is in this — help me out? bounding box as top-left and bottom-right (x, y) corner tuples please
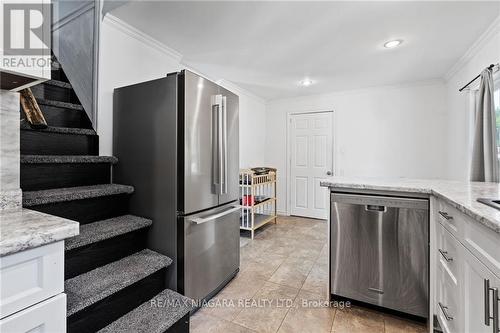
(242, 195), (254, 206)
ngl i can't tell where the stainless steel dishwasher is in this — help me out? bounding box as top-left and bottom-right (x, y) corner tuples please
(330, 192), (429, 318)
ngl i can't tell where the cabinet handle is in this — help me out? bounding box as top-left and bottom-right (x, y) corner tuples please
(484, 279), (500, 333)
(486, 279), (491, 326)
(438, 249), (453, 262)
(438, 302), (453, 321)
(494, 288), (499, 333)
(438, 211), (453, 220)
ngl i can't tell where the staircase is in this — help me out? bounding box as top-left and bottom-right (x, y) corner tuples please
(20, 58), (193, 332)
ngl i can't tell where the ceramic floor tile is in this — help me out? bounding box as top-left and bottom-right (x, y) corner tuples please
(253, 281), (300, 303)
(191, 311), (256, 333)
(233, 305), (290, 333)
(302, 261), (329, 295)
(331, 306), (385, 333)
(232, 281), (300, 333)
(269, 257), (315, 289)
(384, 314), (427, 333)
(238, 259), (282, 281)
(278, 304), (335, 333)
(203, 273), (267, 321)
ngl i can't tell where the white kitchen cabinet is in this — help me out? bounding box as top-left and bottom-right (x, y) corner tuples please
(463, 248), (500, 333)
(435, 198), (500, 333)
(0, 241), (64, 319)
(0, 241), (67, 332)
(0, 294), (66, 333)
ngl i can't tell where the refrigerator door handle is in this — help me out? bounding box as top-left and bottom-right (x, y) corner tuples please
(189, 205), (241, 224)
(212, 103), (220, 192)
(222, 96), (228, 194)
(217, 96), (224, 194)
(212, 94), (224, 194)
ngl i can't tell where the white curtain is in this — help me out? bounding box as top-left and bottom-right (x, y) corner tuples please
(470, 69), (498, 182)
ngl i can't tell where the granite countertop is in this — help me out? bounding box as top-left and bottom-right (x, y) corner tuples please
(321, 177), (500, 234)
(0, 208), (79, 256)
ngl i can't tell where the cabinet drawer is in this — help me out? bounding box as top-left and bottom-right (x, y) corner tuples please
(0, 294), (66, 333)
(463, 217), (500, 278)
(0, 241), (64, 319)
(436, 265), (462, 333)
(436, 199), (464, 238)
(437, 223), (461, 285)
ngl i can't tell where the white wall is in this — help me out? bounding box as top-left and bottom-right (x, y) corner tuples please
(265, 82), (448, 213)
(97, 15), (266, 169)
(444, 18), (500, 180)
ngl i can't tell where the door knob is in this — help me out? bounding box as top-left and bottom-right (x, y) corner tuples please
(326, 171), (333, 176)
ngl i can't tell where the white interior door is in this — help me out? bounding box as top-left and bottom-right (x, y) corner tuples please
(289, 112), (333, 219)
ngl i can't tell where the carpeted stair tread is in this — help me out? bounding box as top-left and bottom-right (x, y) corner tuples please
(66, 249), (172, 317)
(36, 98), (83, 110)
(97, 289), (194, 333)
(44, 79), (72, 89)
(23, 184), (134, 207)
(20, 122), (96, 135)
(21, 155), (118, 164)
(65, 215), (152, 251)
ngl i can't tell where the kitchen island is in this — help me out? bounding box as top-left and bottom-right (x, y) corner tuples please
(321, 177), (500, 333)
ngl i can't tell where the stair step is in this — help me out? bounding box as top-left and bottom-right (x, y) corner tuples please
(21, 122), (95, 135)
(31, 84), (78, 104)
(98, 289), (193, 333)
(38, 104), (92, 129)
(66, 215), (152, 251)
(21, 155), (118, 191)
(21, 123), (98, 155)
(23, 184), (134, 207)
(21, 155), (116, 191)
(36, 98), (83, 111)
(44, 79), (72, 89)
(66, 250), (171, 332)
(65, 215), (151, 279)
(21, 155), (117, 164)
(66, 249), (171, 316)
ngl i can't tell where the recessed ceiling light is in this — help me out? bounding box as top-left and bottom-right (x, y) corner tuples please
(300, 79), (313, 87)
(384, 40), (403, 49)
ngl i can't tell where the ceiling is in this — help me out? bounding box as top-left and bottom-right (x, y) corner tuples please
(111, 1), (500, 101)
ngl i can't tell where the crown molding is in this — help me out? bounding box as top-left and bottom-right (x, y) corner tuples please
(444, 15), (500, 81)
(103, 14), (183, 62)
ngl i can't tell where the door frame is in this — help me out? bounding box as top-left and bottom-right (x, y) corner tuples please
(285, 110), (336, 217)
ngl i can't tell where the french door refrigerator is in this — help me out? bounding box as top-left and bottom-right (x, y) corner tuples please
(113, 70), (240, 304)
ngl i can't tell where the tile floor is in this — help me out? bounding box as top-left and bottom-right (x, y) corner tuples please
(191, 215), (427, 333)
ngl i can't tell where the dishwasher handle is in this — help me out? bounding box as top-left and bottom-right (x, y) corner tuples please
(365, 205), (387, 212)
(331, 193), (429, 210)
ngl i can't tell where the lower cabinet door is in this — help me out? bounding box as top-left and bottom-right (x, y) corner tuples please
(463, 249), (500, 333)
(0, 294), (66, 333)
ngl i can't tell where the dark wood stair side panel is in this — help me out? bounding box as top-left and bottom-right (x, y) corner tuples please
(28, 194), (130, 224)
(21, 131), (98, 156)
(21, 163), (111, 191)
(65, 229), (148, 279)
(67, 269), (166, 333)
(31, 83), (79, 104)
(39, 104), (92, 129)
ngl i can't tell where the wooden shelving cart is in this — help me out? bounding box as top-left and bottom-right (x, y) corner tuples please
(239, 168), (277, 239)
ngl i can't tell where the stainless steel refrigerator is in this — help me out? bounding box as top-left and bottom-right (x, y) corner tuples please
(113, 70), (240, 303)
